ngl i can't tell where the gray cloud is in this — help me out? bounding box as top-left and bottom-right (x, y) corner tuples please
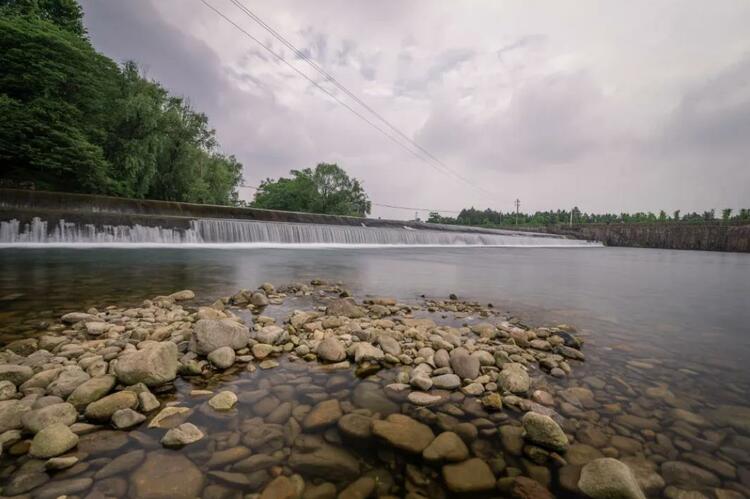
(79, 0), (750, 216)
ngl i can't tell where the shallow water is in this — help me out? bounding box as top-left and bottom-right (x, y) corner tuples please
(1, 246), (749, 497)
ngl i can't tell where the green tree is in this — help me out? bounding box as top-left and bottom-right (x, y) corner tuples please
(673, 210), (680, 221)
(253, 163), (371, 216)
(722, 208), (732, 221)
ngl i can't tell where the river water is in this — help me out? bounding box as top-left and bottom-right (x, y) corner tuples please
(0, 246), (749, 497)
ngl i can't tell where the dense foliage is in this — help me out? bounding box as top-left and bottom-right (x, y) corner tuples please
(0, 0), (243, 204)
(252, 163), (371, 217)
(428, 207), (750, 227)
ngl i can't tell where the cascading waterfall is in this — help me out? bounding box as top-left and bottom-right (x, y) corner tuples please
(0, 217), (598, 247)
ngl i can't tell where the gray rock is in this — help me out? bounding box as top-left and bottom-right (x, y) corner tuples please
(138, 391), (160, 412)
(95, 449), (145, 479)
(352, 342), (385, 363)
(0, 379), (16, 400)
(498, 363), (531, 394)
(3, 471), (49, 495)
(208, 391), (238, 411)
(442, 458), (496, 492)
(207, 346), (235, 369)
(661, 461), (720, 489)
(522, 411), (569, 452)
(408, 391), (443, 406)
(47, 367), (90, 399)
(316, 337), (346, 362)
(191, 319), (250, 355)
(338, 413), (372, 440)
(353, 382), (399, 415)
(432, 373), (461, 390)
(378, 335), (401, 356)
(84, 390), (138, 422)
(67, 375), (116, 410)
(251, 292), (269, 307)
(161, 422), (205, 448)
(29, 422), (79, 457)
(325, 298), (365, 318)
(450, 348), (480, 380)
(579, 458), (647, 499)
(45, 455), (79, 470)
(19, 368), (61, 392)
(434, 349), (450, 368)
(22, 402), (77, 433)
(0, 399), (30, 433)
(34, 478), (93, 499)
(61, 312), (98, 323)
(254, 325), (287, 345)
(112, 408), (146, 429)
(115, 342), (178, 387)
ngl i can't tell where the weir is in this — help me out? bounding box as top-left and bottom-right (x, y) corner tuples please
(0, 189), (599, 247)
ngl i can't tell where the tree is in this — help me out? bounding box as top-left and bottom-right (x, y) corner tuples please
(253, 163), (371, 217)
(722, 208), (732, 221)
(673, 210), (681, 221)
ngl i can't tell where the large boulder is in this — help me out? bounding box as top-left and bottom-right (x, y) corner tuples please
(22, 402), (77, 433)
(29, 422), (79, 458)
(579, 458), (646, 499)
(85, 391), (139, 422)
(450, 348), (480, 380)
(372, 414), (435, 454)
(498, 363), (531, 394)
(67, 375), (116, 410)
(191, 319), (250, 355)
(325, 298), (365, 318)
(316, 337), (346, 362)
(288, 435), (360, 481)
(130, 451), (205, 499)
(442, 458), (496, 493)
(115, 342), (178, 387)
(522, 411), (569, 452)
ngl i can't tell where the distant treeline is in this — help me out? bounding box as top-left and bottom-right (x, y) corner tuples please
(0, 0), (242, 205)
(428, 207), (750, 227)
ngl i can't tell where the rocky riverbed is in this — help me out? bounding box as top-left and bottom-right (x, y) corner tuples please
(0, 280), (748, 499)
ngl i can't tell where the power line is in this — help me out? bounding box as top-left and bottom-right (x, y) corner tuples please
(198, 0), (497, 201)
(226, 0), (497, 200)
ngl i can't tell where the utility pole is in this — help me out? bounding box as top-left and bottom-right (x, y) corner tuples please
(515, 199), (520, 225)
(570, 210), (573, 227)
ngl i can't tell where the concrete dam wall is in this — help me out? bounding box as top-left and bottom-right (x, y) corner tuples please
(527, 223), (750, 253)
(0, 189), (597, 247)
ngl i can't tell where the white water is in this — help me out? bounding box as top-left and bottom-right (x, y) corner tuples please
(0, 217), (600, 248)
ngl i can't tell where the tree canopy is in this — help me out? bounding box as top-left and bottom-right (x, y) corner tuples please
(252, 163), (371, 217)
(0, 0), (243, 204)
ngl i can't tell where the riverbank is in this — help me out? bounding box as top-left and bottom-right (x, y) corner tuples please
(1, 280), (748, 498)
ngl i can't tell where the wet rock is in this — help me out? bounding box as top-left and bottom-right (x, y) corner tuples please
(233, 453), (282, 473)
(84, 390), (138, 422)
(251, 292), (270, 307)
(481, 392), (503, 410)
(21, 402), (77, 433)
(338, 413), (372, 440)
(622, 457), (666, 496)
(148, 405), (191, 428)
(208, 346), (236, 369)
(432, 373), (461, 390)
(192, 319), (250, 355)
(205, 446), (252, 468)
(378, 335), (401, 356)
(512, 476), (555, 499)
(565, 443), (605, 466)
(352, 343), (385, 363)
(45, 455), (79, 470)
(372, 413), (435, 453)
(303, 399), (342, 431)
(579, 458), (646, 499)
(663, 487), (710, 499)
(61, 311), (99, 323)
(34, 477), (93, 499)
(130, 451), (205, 499)
(161, 422), (205, 447)
(423, 431), (469, 462)
(289, 435), (360, 481)
(498, 363), (531, 394)
(115, 341), (178, 386)
(77, 429), (128, 452)
(95, 449), (145, 479)
(0, 379), (16, 400)
(661, 461), (720, 488)
(303, 482), (337, 499)
(522, 412), (569, 452)
(317, 337), (346, 362)
(707, 404), (750, 434)
(260, 475), (297, 499)
(442, 457), (496, 492)
(255, 325), (288, 345)
(326, 298), (365, 318)
(339, 476), (377, 499)
(208, 391), (238, 411)
(67, 374), (116, 410)
(4, 471), (49, 495)
(112, 408), (146, 429)
(139, 391), (160, 412)
(500, 424), (525, 456)
(408, 391), (443, 406)
(29, 422), (79, 457)
(450, 348), (480, 379)
(252, 343), (274, 359)
(615, 414), (660, 431)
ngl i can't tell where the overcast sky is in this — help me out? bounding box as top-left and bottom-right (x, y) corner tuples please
(80, 1), (750, 219)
